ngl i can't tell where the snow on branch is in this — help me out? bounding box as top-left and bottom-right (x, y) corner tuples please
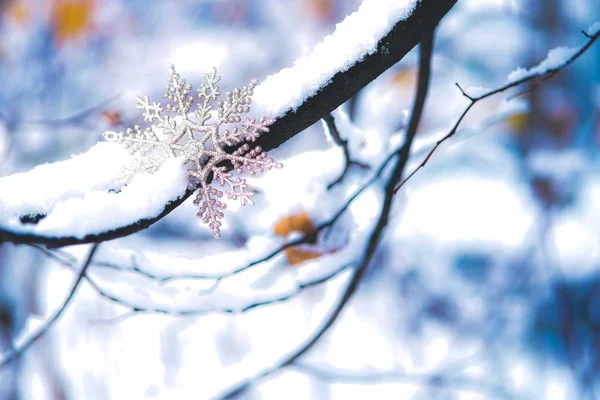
(0, 143), (129, 219)
(0, 149), (188, 240)
(253, 0), (420, 117)
(0, 0), (456, 246)
(507, 46), (579, 82)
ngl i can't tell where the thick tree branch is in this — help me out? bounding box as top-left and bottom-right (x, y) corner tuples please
(0, 243), (99, 369)
(216, 28), (435, 400)
(0, 0), (456, 247)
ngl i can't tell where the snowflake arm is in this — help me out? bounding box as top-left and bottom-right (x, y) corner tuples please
(194, 68), (221, 126)
(217, 78), (257, 124)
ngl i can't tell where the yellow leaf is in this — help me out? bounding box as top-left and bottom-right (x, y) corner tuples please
(7, 1), (30, 25)
(51, 0), (94, 44)
(392, 68), (417, 88)
(505, 112), (529, 133)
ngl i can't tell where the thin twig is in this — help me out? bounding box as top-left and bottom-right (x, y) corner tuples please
(216, 29), (436, 400)
(323, 113), (369, 189)
(393, 28), (600, 194)
(0, 243), (100, 369)
(28, 242), (353, 319)
(86, 264), (352, 321)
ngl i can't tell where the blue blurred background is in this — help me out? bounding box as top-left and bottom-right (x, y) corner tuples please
(1, 0), (600, 399)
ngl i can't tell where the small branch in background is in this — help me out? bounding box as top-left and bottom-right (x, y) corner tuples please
(294, 363), (518, 400)
(216, 28), (436, 400)
(0, 243), (100, 370)
(323, 113), (369, 189)
(0, 93), (121, 128)
(27, 241), (353, 321)
(393, 27), (600, 194)
(88, 263), (353, 323)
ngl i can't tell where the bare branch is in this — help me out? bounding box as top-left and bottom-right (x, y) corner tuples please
(393, 28), (600, 194)
(27, 241), (353, 319)
(455, 82), (474, 101)
(323, 113), (369, 189)
(85, 263), (353, 322)
(0, 243), (100, 369)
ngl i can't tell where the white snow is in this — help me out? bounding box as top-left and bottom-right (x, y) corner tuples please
(0, 142), (130, 218)
(508, 46), (578, 82)
(253, 0), (418, 117)
(0, 148), (188, 238)
(588, 21), (600, 35)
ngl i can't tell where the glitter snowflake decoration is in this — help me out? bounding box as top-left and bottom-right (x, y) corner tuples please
(104, 65), (281, 238)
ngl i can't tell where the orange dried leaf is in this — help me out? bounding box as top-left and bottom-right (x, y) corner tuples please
(100, 110), (122, 126)
(273, 211), (315, 237)
(274, 211), (322, 265)
(284, 247), (323, 266)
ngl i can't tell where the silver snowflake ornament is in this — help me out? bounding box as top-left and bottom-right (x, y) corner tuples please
(104, 65), (282, 238)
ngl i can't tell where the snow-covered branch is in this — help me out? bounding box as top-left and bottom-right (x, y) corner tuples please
(0, 0), (456, 247)
(322, 113), (369, 189)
